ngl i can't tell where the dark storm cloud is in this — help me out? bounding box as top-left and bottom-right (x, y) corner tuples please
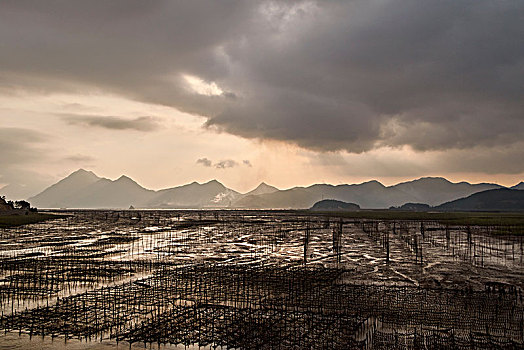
(64, 115), (160, 131)
(1, 1), (523, 153)
(439, 143), (524, 175)
(308, 143), (524, 179)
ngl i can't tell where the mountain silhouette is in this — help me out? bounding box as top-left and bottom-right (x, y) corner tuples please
(390, 177), (501, 206)
(29, 169), (101, 208)
(234, 178), (501, 209)
(29, 171), (155, 209)
(28, 169), (517, 209)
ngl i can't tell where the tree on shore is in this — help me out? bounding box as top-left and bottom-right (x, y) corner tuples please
(14, 200), (30, 210)
(0, 196), (36, 212)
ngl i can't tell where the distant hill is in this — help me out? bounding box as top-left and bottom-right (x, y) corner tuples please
(390, 203), (431, 211)
(310, 199), (360, 211)
(435, 189), (524, 211)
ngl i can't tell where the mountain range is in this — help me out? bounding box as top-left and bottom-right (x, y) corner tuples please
(25, 169), (522, 209)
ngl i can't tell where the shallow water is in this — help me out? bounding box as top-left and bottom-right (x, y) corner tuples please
(0, 210), (522, 348)
(0, 332), (208, 350)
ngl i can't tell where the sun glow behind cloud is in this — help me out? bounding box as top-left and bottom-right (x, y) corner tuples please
(183, 75), (223, 96)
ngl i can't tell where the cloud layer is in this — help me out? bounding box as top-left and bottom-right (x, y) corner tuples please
(197, 158), (252, 169)
(63, 115), (160, 131)
(0, 1), (522, 156)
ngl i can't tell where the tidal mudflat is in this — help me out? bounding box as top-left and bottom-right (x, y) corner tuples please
(1, 210), (523, 349)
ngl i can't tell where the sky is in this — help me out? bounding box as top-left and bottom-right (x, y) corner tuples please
(1, 0), (523, 199)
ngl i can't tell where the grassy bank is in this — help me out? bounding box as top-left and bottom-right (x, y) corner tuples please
(0, 213), (59, 228)
(302, 210), (524, 234)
